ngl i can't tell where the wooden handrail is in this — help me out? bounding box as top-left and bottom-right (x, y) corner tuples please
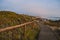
(0, 20), (39, 32)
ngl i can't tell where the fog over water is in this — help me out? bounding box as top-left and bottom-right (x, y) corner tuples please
(45, 17), (60, 20)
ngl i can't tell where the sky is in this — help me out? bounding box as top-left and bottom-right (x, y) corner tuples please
(0, 0), (60, 17)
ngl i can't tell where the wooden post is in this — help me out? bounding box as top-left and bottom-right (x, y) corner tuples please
(23, 24), (26, 40)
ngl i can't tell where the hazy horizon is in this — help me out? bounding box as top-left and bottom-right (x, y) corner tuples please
(0, 0), (60, 17)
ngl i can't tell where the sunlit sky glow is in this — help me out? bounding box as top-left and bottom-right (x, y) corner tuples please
(0, 0), (60, 17)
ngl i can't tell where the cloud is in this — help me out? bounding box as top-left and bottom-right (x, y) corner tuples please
(23, 5), (48, 16)
(0, 0), (60, 17)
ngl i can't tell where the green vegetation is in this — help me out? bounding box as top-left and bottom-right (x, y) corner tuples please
(44, 20), (60, 27)
(0, 11), (36, 28)
(0, 11), (40, 40)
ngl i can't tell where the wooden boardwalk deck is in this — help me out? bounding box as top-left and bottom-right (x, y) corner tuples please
(38, 25), (58, 40)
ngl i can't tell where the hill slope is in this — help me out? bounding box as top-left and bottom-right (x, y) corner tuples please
(0, 11), (40, 40)
(0, 11), (36, 28)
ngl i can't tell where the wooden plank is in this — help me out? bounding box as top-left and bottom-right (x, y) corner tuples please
(0, 20), (38, 32)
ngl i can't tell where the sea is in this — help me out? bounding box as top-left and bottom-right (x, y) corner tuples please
(46, 17), (60, 20)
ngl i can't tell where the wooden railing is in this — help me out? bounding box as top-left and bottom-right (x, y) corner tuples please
(0, 18), (40, 40)
(0, 20), (39, 32)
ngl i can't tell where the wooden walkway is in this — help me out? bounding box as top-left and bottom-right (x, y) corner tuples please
(38, 25), (58, 40)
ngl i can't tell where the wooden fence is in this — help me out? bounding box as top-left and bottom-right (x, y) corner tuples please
(0, 19), (40, 40)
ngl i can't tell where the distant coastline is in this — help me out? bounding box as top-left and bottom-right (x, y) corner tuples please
(46, 17), (60, 20)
